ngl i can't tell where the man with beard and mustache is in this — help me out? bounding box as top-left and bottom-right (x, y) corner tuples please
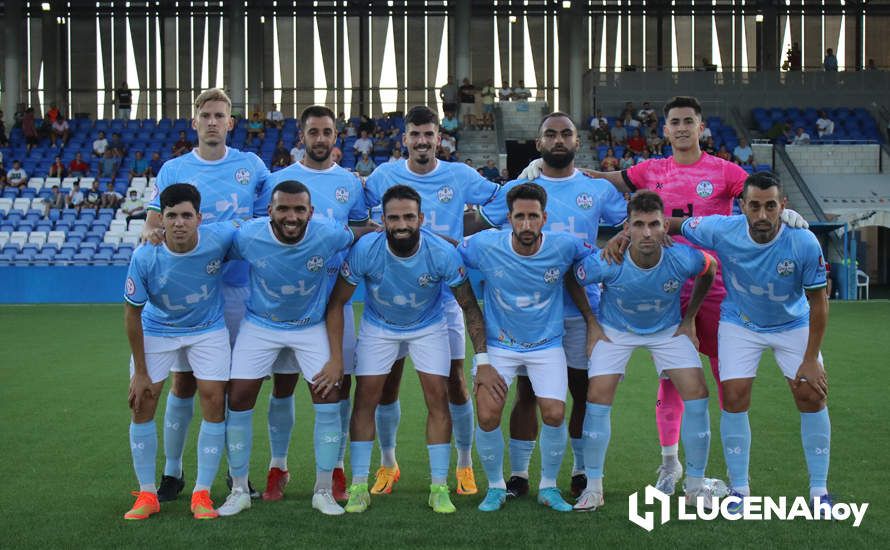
(460, 183), (597, 513)
(324, 185), (490, 514)
(257, 105), (370, 503)
(140, 88), (270, 503)
(466, 112), (628, 501)
(218, 180), (375, 517)
(363, 106), (501, 497)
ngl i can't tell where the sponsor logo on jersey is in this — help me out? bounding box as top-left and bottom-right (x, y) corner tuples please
(335, 187), (350, 203)
(206, 259), (222, 275)
(663, 278), (680, 293)
(543, 267), (561, 284)
(307, 255), (325, 272)
(437, 185), (455, 203)
(576, 192), (594, 209)
(776, 259), (795, 276)
(696, 180), (714, 198)
(235, 168), (251, 185)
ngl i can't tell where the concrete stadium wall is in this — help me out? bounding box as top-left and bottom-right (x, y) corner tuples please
(786, 144), (881, 175)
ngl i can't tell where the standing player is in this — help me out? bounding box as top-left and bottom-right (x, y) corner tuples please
(326, 185), (489, 514)
(462, 183), (595, 513)
(254, 105), (370, 502)
(363, 106), (500, 495)
(140, 88), (269, 501)
(123, 184), (234, 520)
(468, 112), (627, 498)
(217, 181), (374, 517)
(571, 191), (719, 511)
(678, 172), (830, 507)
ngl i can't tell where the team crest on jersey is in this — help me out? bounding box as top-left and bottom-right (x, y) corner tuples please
(696, 180), (714, 198)
(340, 261), (351, 278)
(543, 267), (561, 284)
(576, 264), (587, 281)
(437, 185), (455, 203)
(234, 168), (251, 185)
(576, 193), (594, 209)
(125, 277), (136, 296)
(206, 259), (222, 275)
(663, 278), (681, 293)
(776, 259), (796, 276)
(417, 273), (433, 287)
(307, 255), (325, 272)
(335, 187), (350, 203)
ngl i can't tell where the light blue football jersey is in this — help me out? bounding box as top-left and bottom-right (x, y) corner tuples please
(681, 215), (827, 332)
(460, 229), (592, 352)
(148, 147), (271, 287)
(364, 158), (499, 242)
(341, 228), (468, 331)
(260, 161), (370, 294)
(479, 170), (627, 317)
(574, 245), (707, 334)
(229, 217), (355, 330)
(125, 222), (237, 336)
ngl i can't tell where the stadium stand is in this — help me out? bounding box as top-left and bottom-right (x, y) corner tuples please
(752, 107), (884, 144)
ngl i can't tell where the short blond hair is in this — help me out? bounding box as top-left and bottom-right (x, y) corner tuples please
(194, 88), (232, 113)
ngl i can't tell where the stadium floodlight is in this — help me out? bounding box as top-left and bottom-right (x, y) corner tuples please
(562, 1), (572, 8)
(41, 2), (51, 10)
(509, 15), (517, 23)
(756, 14), (764, 22)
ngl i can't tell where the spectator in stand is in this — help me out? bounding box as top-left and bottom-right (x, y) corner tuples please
(591, 109), (608, 129)
(45, 104), (60, 125)
(636, 101), (655, 122)
(816, 111), (835, 138)
(785, 42), (802, 71)
(271, 139), (290, 168)
(619, 149), (636, 169)
(109, 132), (127, 157)
(130, 151), (150, 179)
(357, 115), (376, 136)
(115, 81), (133, 119)
(372, 130), (392, 158)
(98, 150), (119, 179)
(635, 148), (651, 163)
(121, 188), (146, 224)
(866, 58), (878, 71)
(627, 129), (647, 155)
(69, 152), (90, 177)
(458, 78), (477, 128)
(441, 110), (460, 138)
(92, 130), (109, 157)
(610, 119), (627, 146)
(0, 109), (8, 147)
(792, 127), (812, 145)
(440, 76), (459, 114)
(388, 147), (403, 163)
(512, 80), (531, 101)
(823, 48), (838, 72)
(171, 130), (192, 157)
(0, 162), (8, 192)
(353, 130), (373, 157)
(330, 146), (343, 165)
(699, 120), (712, 143)
(83, 179), (102, 211)
(480, 79), (496, 130)
(464, 158), (474, 169)
(50, 115), (70, 148)
(100, 181), (123, 209)
(621, 111), (641, 130)
(699, 57), (718, 71)
(480, 159), (500, 181)
(702, 136), (717, 155)
(439, 132), (456, 158)
(646, 126), (664, 155)
(290, 139), (306, 164)
(67, 182), (85, 212)
(495, 168), (510, 184)
(48, 155), (67, 178)
(246, 112), (265, 146)
(600, 147), (620, 171)
(22, 108), (39, 153)
(716, 144), (732, 161)
(148, 151), (164, 176)
(732, 137), (755, 166)
(43, 185), (66, 217)
(265, 104), (285, 129)
(7, 160), (28, 190)
(336, 112), (348, 134)
(354, 150), (377, 177)
(591, 120), (611, 147)
(498, 81), (512, 102)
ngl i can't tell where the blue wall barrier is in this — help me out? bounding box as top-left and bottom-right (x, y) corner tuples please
(1, 266), (486, 304)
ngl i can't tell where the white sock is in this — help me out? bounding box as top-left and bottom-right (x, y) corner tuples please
(585, 477), (603, 493)
(353, 475), (368, 484)
(733, 485), (751, 496)
(685, 476), (704, 492)
(139, 483), (157, 493)
(489, 478), (506, 490)
(457, 448), (473, 469)
(661, 444), (681, 469)
(269, 456), (288, 471)
(315, 471), (333, 492)
(539, 477), (557, 489)
(335, 460), (345, 470)
(381, 448), (397, 468)
(193, 484), (210, 493)
(510, 470), (529, 480)
(232, 475), (249, 492)
(810, 486), (828, 498)
(431, 475), (447, 485)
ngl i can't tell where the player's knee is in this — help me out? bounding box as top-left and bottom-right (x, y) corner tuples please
(171, 372), (197, 398)
(721, 383), (751, 412)
(792, 384), (826, 412)
(540, 403), (565, 426)
(477, 403), (502, 431)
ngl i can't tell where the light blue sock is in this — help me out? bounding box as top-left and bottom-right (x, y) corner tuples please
(508, 438), (536, 477)
(721, 410), (751, 490)
(539, 423), (567, 488)
(375, 401), (401, 454)
(801, 408), (831, 491)
(195, 420), (225, 489)
(449, 401), (475, 467)
(350, 441), (373, 483)
(476, 425), (506, 488)
(582, 403), (612, 480)
(428, 443), (451, 485)
(570, 438), (585, 474)
(163, 393), (194, 477)
(267, 395), (295, 462)
(681, 398), (711, 478)
(313, 403), (341, 474)
(130, 420), (158, 487)
(337, 398), (351, 466)
(226, 408), (254, 479)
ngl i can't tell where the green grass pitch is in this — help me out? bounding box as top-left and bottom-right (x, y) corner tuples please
(1, 301), (887, 548)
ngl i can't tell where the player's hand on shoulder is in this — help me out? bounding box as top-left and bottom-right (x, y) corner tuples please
(517, 158), (543, 181)
(141, 226), (165, 245)
(600, 231), (629, 264)
(312, 360), (344, 399)
(473, 362), (508, 403)
(780, 208), (810, 229)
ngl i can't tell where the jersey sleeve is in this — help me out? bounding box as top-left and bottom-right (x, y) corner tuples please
(363, 169), (384, 208)
(478, 180), (517, 228)
(622, 160), (654, 192)
(599, 183), (629, 226)
(723, 161), (749, 199)
(340, 241), (366, 286)
(226, 226), (246, 261)
(799, 231), (828, 290)
(573, 252), (608, 286)
(439, 245), (469, 288)
(330, 221), (356, 252)
(148, 164), (174, 211)
(680, 215), (724, 250)
(124, 251), (149, 306)
(458, 234), (482, 269)
(348, 174), (371, 222)
(461, 164), (500, 206)
(251, 156), (273, 217)
(677, 245), (708, 279)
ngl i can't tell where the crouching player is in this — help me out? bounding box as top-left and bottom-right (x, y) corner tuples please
(460, 183), (595, 512)
(326, 185), (489, 514)
(123, 183), (235, 520)
(573, 190), (720, 511)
